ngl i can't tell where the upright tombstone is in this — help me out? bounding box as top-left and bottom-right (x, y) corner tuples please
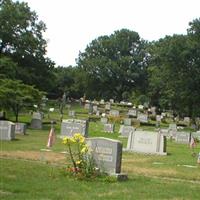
(192, 131), (200, 140)
(101, 117), (108, 124)
(15, 123), (26, 135)
(86, 137), (122, 174)
(109, 110), (119, 117)
(30, 112), (42, 129)
(104, 123), (115, 133)
(110, 99), (114, 104)
(124, 118), (132, 126)
(183, 117), (190, 126)
(0, 121), (15, 140)
(68, 110), (75, 118)
(168, 123), (177, 139)
(127, 109), (137, 117)
(175, 132), (191, 144)
(93, 105), (98, 113)
(60, 119), (88, 138)
(100, 99), (105, 105)
(105, 103), (111, 111)
(126, 130), (167, 155)
(119, 125), (135, 137)
(137, 113), (148, 123)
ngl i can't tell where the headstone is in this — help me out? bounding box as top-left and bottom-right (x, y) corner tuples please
(119, 125), (135, 137)
(175, 132), (191, 144)
(160, 129), (170, 138)
(137, 113), (148, 123)
(138, 105), (144, 110)
(105, 103), (111, 111)
(100, 99), (105, 105)
(60, 119), (88, 138)
(101, 117), (108, 124)
(127, 109), (137, 117)
(84, 103), (90, 109)
(104, 123), (115, 133)
(192, 131), (200, 140)
(169, 123), (177, 131)
(123, 118), (132, 126)
(68, 110), (75, 117)
(156, 115), (162, 122)
(109, 110), (119, 117)
(30, 112), (42, 129)
(126, 130), (167, 155)
(96, 110), (100, 116)
(15, 123), (26, 135)
(88, 103), (93, 114)
(183, 117), (190, 125)
(110, 99), (114, 104)
(86, 137), (122, 174)
(151, 107), (156, 116)
(93, 105), (98, 113)
(0, 121), (15, 140)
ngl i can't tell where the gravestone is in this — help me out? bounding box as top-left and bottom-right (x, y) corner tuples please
(101, 117), (108, 124)
(84, 103), (90, 109)
(88, 103), (93, 114)
(137, 113), (148, 123)
(104, 123), (115, 133)
(105, 103), (111, 111)
(175, 132), (191, 144)
(96, 110), (100, 116)
(93, 105), (98, 113)
(183, 117), (190, 125)
(15, 123), (26, 135)
(60, 119), (88, 138)
(192, 131), (200, 140)
(156, 115), (162, 122)
(110, 99), (114, 104)
(168, 123), (177, 131)
(123, 118), (132, 126)
(119, 125), (135, 137)
(0, 121), (15, 140)
(68, 110), (75, 118)
(127, 109), (137, 117)
(160, 129), (171, 138)
(100, 99), (105, 105)
(109, 110), (119, 117)
(86, 137), (122, 174)
(30, 112), (42, 129)
(126, 130), (167, 155)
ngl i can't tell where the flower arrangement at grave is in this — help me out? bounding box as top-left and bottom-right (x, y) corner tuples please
(62, 133), (98, 179)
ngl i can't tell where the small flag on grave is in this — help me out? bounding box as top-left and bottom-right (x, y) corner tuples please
(47, 127), (56, 148)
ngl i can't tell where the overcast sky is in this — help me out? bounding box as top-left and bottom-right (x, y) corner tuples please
(19, 0), (200, 67)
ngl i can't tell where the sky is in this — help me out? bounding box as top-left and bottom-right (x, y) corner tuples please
(19, 0), (200, 67)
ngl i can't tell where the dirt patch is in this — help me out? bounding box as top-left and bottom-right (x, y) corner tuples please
(0, 150), (67, 164)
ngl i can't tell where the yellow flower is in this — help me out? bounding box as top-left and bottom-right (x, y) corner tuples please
(62, 137), (74, 145)
(73, 133), (85, 143)
(81, 145), (88, 154)
(76, 160), (82, 165)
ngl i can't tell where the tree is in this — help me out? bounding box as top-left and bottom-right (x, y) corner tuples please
(77, 29), (149, 100)
(0, 0), (55, 92)
(0, 78), (44, 122)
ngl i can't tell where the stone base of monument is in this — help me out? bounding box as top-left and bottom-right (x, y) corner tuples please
(110, 173), (128, 181)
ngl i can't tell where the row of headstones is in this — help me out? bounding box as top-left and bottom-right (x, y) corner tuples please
(60, 119), (168, 175)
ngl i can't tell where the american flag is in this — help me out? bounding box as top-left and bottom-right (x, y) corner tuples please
(47, 127), (56, 148)
(190, 136), (196, 149)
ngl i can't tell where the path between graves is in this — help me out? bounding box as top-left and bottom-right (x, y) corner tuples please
(1, 150), (200, 185)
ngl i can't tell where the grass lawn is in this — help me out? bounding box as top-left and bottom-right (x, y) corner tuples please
(1, 103), (200, 199)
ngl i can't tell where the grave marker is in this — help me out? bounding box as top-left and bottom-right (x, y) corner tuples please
(0, 120), (15, 140)
(104, 123), (115, 133)
(60, 119), (88, 138)
(15, 123), (26, 135)
(30, 112), (42, 129)
(86, 137), (122, 174)
(119, 125), (135, 137)
(126, 130), (167, 155)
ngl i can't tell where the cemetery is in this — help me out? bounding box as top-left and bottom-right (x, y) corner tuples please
(1, 101), (200, 199)
(1, 1), (200, 199)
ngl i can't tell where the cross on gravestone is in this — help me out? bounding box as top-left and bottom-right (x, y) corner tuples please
(30, 112), (42, 129)
(0, 121), (15, 140)
(126, 130), (167, 155)
(119, 125), (135, 137)
(60, 119), (89, 138)
(104, 123), (115, 133)
(86, 137), (122, 174)
(15, 123), (26, 135)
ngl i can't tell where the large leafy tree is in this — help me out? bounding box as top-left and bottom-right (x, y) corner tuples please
(148, 18), (200, 118)
(0, 78), (44, 122)
(77, 29), (149, 100)
(0, 0), (55, 92)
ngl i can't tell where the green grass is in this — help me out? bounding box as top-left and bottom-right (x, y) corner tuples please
(1, 103), (200, 199)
